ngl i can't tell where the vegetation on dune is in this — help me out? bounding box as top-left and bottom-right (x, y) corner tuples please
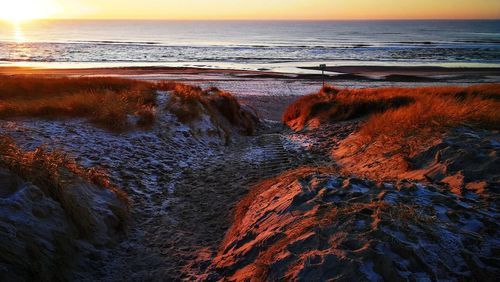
(0, 76), (151, 99)
(0, 77), (257, 133)
(0, 76), (157, 131)
(135, 105), (156, 129)
(283, 85), (416, 130)
(0, 136), (127, 203)
(284, 84), (500, 154)
(160, 83), (207, 122)
(359, 84), (500, 137)
(283, 84), (500, 179)
(206, 87), (259, 135)
(0, 135), (128, 252)
(162, 82), (258, 136)
(355, 85), (499, 158)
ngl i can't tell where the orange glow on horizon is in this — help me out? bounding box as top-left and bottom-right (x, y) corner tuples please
(1, 0), (499, 21)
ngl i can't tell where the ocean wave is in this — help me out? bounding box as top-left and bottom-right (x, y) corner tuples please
(73, 40), (160, 45)
(5, 40), (498, 51)
(394, 41), (436, 45)
(454, 40), (500, 44)
(0, 41), (379, 50)
(1, 42), (499, 65)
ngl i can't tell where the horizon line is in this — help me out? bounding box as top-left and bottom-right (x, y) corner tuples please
(4, 18), (500, 22)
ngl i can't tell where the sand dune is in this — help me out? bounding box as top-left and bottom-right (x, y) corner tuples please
(0, 76), (499, 280)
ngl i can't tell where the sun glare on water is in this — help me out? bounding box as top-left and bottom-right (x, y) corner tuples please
(0, 0), (61, 23)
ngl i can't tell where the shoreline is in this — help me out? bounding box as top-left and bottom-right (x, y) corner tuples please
(1, 65), (500, 83)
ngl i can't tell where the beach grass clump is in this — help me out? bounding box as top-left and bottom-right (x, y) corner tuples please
(205, 87), (259, 135)
(165, 82), (258, 135)
(0, 76), (258, 133)
(0, 76), (147, 100)
(0, 136), (127, 202)
(164, 83), (206, 123)
(0, 76), (157, 131)
(283, 85), (415, 130)
(135, 106), (156, 129)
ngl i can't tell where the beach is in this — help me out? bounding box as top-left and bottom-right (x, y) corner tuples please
(1, 65), (499, 121)
(1, 16), (500, 281)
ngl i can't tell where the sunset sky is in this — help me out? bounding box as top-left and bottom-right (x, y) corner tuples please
(1, 0), (499, 21)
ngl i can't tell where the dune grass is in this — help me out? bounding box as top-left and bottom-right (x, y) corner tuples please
(0, 136), (127, 202)
(162, 82), (258, 135)
(358, 85), (500, 136)
(284, 84), (500, 168)
(0, 77), (257, 133)
(283, 85), (416, 130)
(0, 76), (157, 131)
(161, 83), (207, 122)
(285, 83), (499, 137)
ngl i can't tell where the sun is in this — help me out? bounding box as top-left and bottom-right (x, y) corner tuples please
(0, 0), (61, 23)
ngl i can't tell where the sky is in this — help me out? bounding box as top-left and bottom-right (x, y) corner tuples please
(3, 0), (500, 21)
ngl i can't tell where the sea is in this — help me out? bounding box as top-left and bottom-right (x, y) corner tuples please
(0, 20), (499, 73)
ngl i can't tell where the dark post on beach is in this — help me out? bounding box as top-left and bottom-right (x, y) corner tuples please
(320, 64), (326, 87)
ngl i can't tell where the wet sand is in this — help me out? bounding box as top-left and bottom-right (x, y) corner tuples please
(301, 65), (500, 77)
(2, 65), (500, 82)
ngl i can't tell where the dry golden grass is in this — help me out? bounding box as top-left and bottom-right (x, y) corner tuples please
(283, 85), (415, 130)
(355, 85), (500, 157)
(284, 84), (499, 154)
(164, 83), (206, 123)
(0, 77), (258, 133)
(0, 76), (157, 131)
(0, 136), (127, 202)
(360, 85), (500, 136)
(206, 88), (259, 135)
(135, 106), (156, 129)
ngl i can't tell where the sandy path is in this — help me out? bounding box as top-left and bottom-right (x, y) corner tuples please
(116, 131), (309, 280)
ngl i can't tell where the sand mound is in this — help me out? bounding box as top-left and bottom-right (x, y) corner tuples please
(334, 126), (500, 195)
(0, 166), (128, 280)
(1, 168), (77, 281)
(408, 127), (499, 196)
(0, 141), (128, 280)
(209, 167), (499, 281)
(165, 85), (259, 143)
(283, 84), (499, 195)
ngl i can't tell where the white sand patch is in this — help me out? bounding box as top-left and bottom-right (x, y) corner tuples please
(283, 134), (315, 152)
